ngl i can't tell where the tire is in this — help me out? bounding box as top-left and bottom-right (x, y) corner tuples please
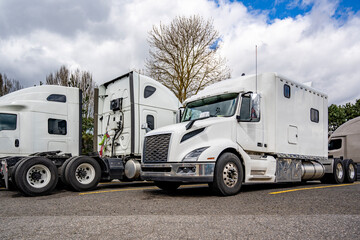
(154, 181), (181, 192)
(10, 158), (28, 189)
(0, 177), (5, 188)
(327, 158), (345, 184)
(64, 157), (101, 192)
(343, 159), (356, 183)
(15, 157), (58, 196)
(59, 156), (78, 186)
(211, 152), (243, 196)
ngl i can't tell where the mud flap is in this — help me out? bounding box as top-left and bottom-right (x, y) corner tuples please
(0, 161), (9, 189)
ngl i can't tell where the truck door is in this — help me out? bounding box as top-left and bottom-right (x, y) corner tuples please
(236, 93), (266, 152)
(0, 113), (20, 155)
(328, 136), (346, 159)
(140, 110), (157, 151)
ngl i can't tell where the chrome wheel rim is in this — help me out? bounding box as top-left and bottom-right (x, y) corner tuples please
(223, 162), (238, 188)
(349, 164), (355, 180)
(336, 163), (344, 180)
(26, 164), (51, 188)
(75, 163), (95, 184)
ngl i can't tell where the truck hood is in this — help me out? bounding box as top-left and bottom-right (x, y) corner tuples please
(143, 116), (236, 163)
(145, 116), (233, 137)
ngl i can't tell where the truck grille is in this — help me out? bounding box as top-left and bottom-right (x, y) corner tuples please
(143, 134), (171, 163)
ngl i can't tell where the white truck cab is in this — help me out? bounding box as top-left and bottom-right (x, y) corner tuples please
(0, 71), (181, 196)
(328, 117), (360, 181)
(0, 85), (81, 157)
(141, 73), (354, 195)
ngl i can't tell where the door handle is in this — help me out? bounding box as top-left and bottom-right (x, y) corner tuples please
(15, 139), (19, 147)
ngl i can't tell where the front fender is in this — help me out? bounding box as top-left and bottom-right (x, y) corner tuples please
(197, 139), (237, 161)
(196, 139), (253, 180)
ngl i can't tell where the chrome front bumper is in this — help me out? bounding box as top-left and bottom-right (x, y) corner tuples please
(141, 162), (215, 182)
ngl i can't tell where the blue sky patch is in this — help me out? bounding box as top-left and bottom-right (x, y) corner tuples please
(213, 0), (360, 21)
(237, 0), (313, 20)
(210, 37), (222, 50)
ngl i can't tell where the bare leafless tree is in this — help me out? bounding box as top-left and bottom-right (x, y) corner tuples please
(0, 73), (23, 96)
(46, 65), (69, 86)
(146, 15), (231, 103)
(69, 68), (95, 119)
(46, 65), (95, 118)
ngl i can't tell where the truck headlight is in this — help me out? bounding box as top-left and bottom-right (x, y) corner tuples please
(182, 147), (209, 162)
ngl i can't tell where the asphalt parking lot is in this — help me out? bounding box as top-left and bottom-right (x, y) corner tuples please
(1, 181), (359, 239)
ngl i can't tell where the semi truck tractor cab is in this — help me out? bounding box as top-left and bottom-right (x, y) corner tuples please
(141, 72), (356, 196)
(0, 71), (180, 196)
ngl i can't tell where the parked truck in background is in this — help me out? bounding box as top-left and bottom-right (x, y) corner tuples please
(328, 116), (360, 181)
(141, 72), (357, 196)
(0, 71), (180, 196)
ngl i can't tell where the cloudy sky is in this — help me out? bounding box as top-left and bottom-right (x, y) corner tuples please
(0, 0), (359, 105)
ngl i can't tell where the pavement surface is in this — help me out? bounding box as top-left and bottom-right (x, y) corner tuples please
(1, 181), (359, 239)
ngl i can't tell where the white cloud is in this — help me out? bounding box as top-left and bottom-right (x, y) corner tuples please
(0, 0), (359, 104)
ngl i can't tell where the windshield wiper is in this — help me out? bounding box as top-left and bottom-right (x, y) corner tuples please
(185, 115), (215, 130)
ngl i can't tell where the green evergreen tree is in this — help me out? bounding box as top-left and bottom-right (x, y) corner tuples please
(328, 99), (360, 133)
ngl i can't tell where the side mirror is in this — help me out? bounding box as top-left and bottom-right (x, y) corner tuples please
(176, 107), (185, 123)
(238, 93), (260, 122)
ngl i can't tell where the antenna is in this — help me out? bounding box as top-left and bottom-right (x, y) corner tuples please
(255, 45), (258, 93)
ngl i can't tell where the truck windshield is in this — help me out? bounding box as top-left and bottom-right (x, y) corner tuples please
(182, 93), (238, 122)
(0, 113), (17, 131)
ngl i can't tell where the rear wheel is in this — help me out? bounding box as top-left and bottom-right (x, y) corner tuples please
(154, 181), (180, 192)
(211, 152), (243, 196)
(65, 157), (101, 192)
(333, 158), (345, 184)
(10, 158), (28, 189)
(322, 158), (345, 184)
(0, 176), (5, 188)
(343, 159), (356, 183)
(59, 156), (78, 186)
(15, 157), (58, 196)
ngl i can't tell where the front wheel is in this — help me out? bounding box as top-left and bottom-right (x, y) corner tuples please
(211, 152), (243, 196)
(64, 157), (101, 192)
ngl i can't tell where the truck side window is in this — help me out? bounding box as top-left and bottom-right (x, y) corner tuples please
(144, 86), (156, 98)
(310, 108), (319, 123)
(284, 84), (291, 98)
(47, 94), (66, 103)
(146, 115), (155, 130)
(329, 139), (342, 150)
(48, 119), (67, 135)
(0, 113), (17, 131)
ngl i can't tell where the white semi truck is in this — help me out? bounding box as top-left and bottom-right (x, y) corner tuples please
(0, 71), (180, 196)
(141, 72), (357, 196)
(328, 116), (360, 181)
